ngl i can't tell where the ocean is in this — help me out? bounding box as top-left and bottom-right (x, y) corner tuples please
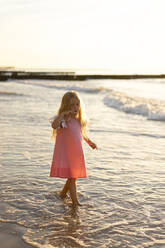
(0, 78), (165, 248)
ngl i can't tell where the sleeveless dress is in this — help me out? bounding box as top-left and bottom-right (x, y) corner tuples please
(50, 118), (86, 179)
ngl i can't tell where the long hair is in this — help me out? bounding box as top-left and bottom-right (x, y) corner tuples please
(52, 91), (88, 139)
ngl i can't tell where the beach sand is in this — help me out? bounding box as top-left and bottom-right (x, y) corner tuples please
(0, 223), (33, 248)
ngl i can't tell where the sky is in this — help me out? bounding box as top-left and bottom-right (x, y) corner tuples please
(0, 0), (165, 73)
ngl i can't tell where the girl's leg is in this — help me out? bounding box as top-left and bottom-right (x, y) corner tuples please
(60, 179), (71, 198)
(69, 178), (81, 206)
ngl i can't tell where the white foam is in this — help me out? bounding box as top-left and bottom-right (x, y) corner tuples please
(104, 90), (165, 121)
(23, 151), (31, 160)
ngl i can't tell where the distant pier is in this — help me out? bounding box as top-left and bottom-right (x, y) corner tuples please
(0, 69), (165, 81)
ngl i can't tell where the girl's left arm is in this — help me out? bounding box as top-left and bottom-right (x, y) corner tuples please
(83, 136), (98, 149)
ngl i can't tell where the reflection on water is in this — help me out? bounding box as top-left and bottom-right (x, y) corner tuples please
(0, 79), (165, 247)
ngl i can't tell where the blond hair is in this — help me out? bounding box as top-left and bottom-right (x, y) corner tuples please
(52, 91), (88, 139)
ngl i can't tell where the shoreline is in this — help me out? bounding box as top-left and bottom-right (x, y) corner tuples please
(0, 70), (165, 81)
(0, 222), (34, 248)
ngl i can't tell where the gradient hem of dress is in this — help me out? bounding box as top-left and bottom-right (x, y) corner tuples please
(49, 175), (87, 179)
(50, 166), (86, 179)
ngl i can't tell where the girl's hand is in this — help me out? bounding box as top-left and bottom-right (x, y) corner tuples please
(51, 111), (72, 129)
(84, 137), (98, 150)
(89, 140), (98, 150)
(91, 142), (98, 150)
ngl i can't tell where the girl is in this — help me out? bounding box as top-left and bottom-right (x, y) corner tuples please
(50, 91), (97, 206)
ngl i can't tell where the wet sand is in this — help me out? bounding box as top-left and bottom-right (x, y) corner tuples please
(0, 223), (33, 248)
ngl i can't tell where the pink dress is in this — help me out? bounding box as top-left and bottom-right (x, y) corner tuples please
(50, 118), (86, 179)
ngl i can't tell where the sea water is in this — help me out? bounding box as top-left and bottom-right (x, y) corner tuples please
(0, 78), (165, 247)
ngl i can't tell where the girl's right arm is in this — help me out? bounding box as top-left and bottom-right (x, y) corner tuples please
(51, 110), (73, 129)
(51, 115), (63, 129)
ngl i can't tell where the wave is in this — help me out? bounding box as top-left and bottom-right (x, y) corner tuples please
(92, 128), (165, 139)
(0, 91), (25, 97)
(104, 90), (165, 121)
(14, 80), (106, 94)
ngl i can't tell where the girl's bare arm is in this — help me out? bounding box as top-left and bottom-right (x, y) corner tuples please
(83, 136), (97, 149)
(51, 115), (63, 129)
(51, 110), (73, 129)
